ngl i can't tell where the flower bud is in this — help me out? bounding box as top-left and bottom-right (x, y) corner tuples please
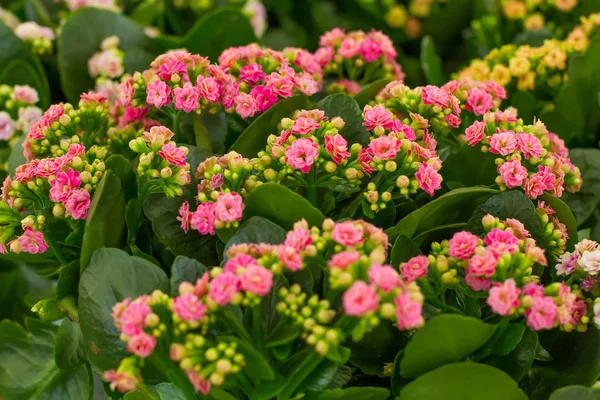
(170, 343), (187, 361)
(396, 175), (410, 188)
(331, 117), (345, 130)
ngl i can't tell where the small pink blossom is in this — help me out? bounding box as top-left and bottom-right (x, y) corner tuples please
(49, 168), (81, 202)
(277, 245), (303, 271)
(468, 249), (498, 277)
(422, 85), (449, 108)
(284, 228), (312, 250)
(504, 218), (529, 239)
(127, 332), (157, 358)
(485, 80), (507, 99)
(328, 250), (361, 269)
(187, 370), (211, 395)
(319, 28), (346, 47)
(498, 159), (528, 188)
(314, 47), (334, 66)
(517, 133), (543, 159)
(146, 80), (171, 108)
(209, 272), (240, 306)
(177, 201), (191, 233)
(172, 82), (200, 113)
(120, 300), (151, 336)
(489, 131), (518, 156)
(401, 255), (429, 282)
(239, 63), (266, 85)
(415, 163), (442, 196)
(295, 73), (319, 95)
(65, 189), (90, 220)
(332, 221), (363, 247)
(290, 117), (320, 135)
(156, 59), (187, 81)
(485, 228), (519, 255)
(224, 253), (257, 273)
(465, 273), (492, 291)
(241, 264), (273, 296)
(524, 174), (546, 199)
(157, 143), (187, 167)
(368, 263), (399, 291)
(214, 192), (244, 223)
(18, 228), (48, 254)
(395, 293), (423, 330)
(523, 282), (544, 297)
(360, 38), (383, 62)
(343, 281), (379, 316)
(196, 75), (221, 103)
(104, 370), (138, 393)
(526, 296), (558, 330)
(265, 73), (294, 97)
(487, 279), (521, 316)
(444, 114), (461, 128)
(12, 85), (39, 104)
(285, 138), (319, 173)
(324, 134), (350, 164)
(338, 37), (361, 59)
(390, 120), (416, 140)
(191, 202), (216, 235)
(363, 105), (393, 130)
(234, 93), (258, 118)
(358, 149), (374, 174)
(465, 88), (494, 115)
(367, 136), (400, 160)
(448, 231), (479, 259)
(173, 293), (207, 322)
(556, 251), (579, 276)
(465, 120), (487, 146)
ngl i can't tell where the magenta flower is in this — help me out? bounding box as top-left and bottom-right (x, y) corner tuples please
(487, 279), (521, 316)
(191, 202), (216, 235)
(448, 231), (479, 260)
(395, 293), (423, 330)
(415, 163), (442, 196)
(208, 272), (241, 306)
(343, 281), (379, 316)
(65, 188), (91, 220)
(359, 38), (383, 62)
(172, 82), (200, 113)
(239, 63), (266, 85)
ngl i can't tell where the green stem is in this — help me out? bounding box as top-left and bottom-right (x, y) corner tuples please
(306, 168), (317, 208)
(150, 352), (197, 400)
(44, 230), (69, 266)
(252, 305), (261, 347)
(278, 351), (324, 400)
(129, 183), (151, 246)
(172, 110), (182, 142)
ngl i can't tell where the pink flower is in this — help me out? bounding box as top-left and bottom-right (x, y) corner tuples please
(284, 227), (312, 251)
(187, 370), (211, 395)
(517, 133), (542, 159)
(390, 120), (416, 140)
(358, 149), (374, 174)
(485, 228), (519, 255)
(415, 163), (442, 196)
(209, 272), (240, 306)
(485, 80), (507, 99)
(523, 282), (544, 297)
(265, 73), (294, 97)
(465, 120), (487, 146)
(104, 370), (139, 393)
(504, 218), (529, 238)
(146, 80), (171, 108)
(328, 250), (361, 269)
(338, 37), (361, 59)
(291, 117), (320, 135)
(221, 82), (240, 109)
(277, 245), (303, 271)
(191, 202), (216, 235)
(12, 85), (39, 104)
(157, 143), (187, 167)
(444, 114), (461, 128)
(295, 73), (319, 95)
(241, 264), (273, 296)
(120, 300), (151, 336)
(314, 47), (334, 66)
(285, 138), (319, 173)
(332, 221), (363, 246)
(127, 332), (157, 358)
(343, 281), (379, 316)
(526, 296), (558, 330)
(319, 27), (345, 47)
(498, 159), (528, 188)
(234, 93), (258, 119)
(214, 192), (244, 223)
(368, 263), (399, 291)
(196, 75), (221, 103)
(448, 231), (479, 259)
(422, 85), (449, 108)
(117, 80), (135, 107)
(224, 253), (257, 273)
(65, 189), (90, 220)
(524, 174), (546, 199)
(360, 38), (383, 62)
(173, 293), (207, 322)
(401, 255), (429, 282)
(395, 293), (423, 330)
(488, 131), (518, 156)
(324, 134), (350, 164)
(367, 136), (400, 160)
(172, 82), (200, 113)
(465, 88), (494, 115)
(363, 105), (393, 130)
(536, 166), (556, 191)
(239, 64), (266, 85)
(49, 168), (81, 202)
(468, 249), (498, 277)
(487, 279), (521, 316)
(157, 59), (187, 80)
(17, 228), (48, 254)
(177, 201), (191, 233)
(465, 273), (492, 291)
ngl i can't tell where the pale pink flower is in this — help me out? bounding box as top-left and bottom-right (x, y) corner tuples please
(415, 163), (442, 196)
(186, 370), (211, 395)
(294, 73), (319, 95)
(358, 149), (374, 174)
(285, 138), (319, 173)
(448, 231), (479, 259)
(196, 75), (221, 103)
(498, 159), (528, 188)
(0, 112), (14, 140)
(157, 143), (187, 167)
(556, 251), (579, 276)
(157, 59), (187, 80)
(524, 174), (546, 199)
(291, 117), (320, 135)
(468, 249), (498, 277)
(338, 37), (361, 59)
(221, 82), (240, 109)
(465, 273), (492, 291)
(343, 281), (379, 316)
(368, 263), (399, 291)
(421, 85), (449, 107)
(360, 38), (382, 62)
(314, 47), (334, 66)
(485, 80), (507, 99)
(517, 133), (542, 159)
(209, 272), (240, 306)
(214, 192), (244, 223)
(390, 120), (416, 140)
(234, 93), (258, 118)
(17, 228), (48, 255)
(65, 189), (90, 220)
(526, 296), (558, 330)
(265, 73), (293, 97)
(332, 221), (363, 247)
(465, 120), (486, 146)
(177, 201), (191, 233)
(173, 293), (207, 322)
(117, 80), (135, 107)
(172, 82), (200, 112)
(395, 293), (423, 330)
(104, 370), (139, 393)
(191, 202), (216, 235)
(284, 228), (312, 251)
(127, 333), (157, 358)
(328, 250), (361, 269)
(224, 253), (257, 273)
(487, 279), (520, 316)
(277, 245), (303, 271)
(12, 85), (39, 104)
(49, 168), (81, 202)
(239, 63), (265, 85)
(465, 88), (494, 115)
(401, 255), (429, 282)
(144, 125), (174, 148)
(444, 114), (461, 128)
(367, 136), (400, 160)
(146, 80), (171, 108)
(241, 264), (273, 296)
(536, 166), (556, 191)
(319, 28), (346, 47)
(580, 250), (600, 276)
(324, 134), (350, 164)
(489, 131), (518, 156)
(363, 105), (393, 130)
(504, 218), (529, 239)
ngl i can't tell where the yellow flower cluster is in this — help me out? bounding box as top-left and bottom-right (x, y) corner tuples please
(501, 0), (581, 31)
(456, 13), (600, 94)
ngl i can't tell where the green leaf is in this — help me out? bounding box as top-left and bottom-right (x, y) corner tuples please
(488, 323), (526, 357)
(353, 79), (390, 108)
(549, 386), (600, 400)
(399, 362), (528, 400)
(131, 0), (164, 26)
(7, 135), (27, 177)
(244, 183), (325, 230)
(224, 216), (287, 259)
(316, 94), (370, 146)
(561, 149), (600, 227)
(78, 248), (169, 372)
(144, 184), (220, 266)
(179, 9), (257, 60)
(400, 314), (496, 378)
(484, 329), (538, 382)
(56, 260), (80, 301)
(0, 318), (92, 400)
(170, 256), (208, 297)
(54, 317), (86, 370)
(0, 60), (49, 109)
(320, 387), (390, 400)
(388, 187), (498, 242)
(219, 335), (276, 382)
(58, 8), (154, 103)
(510, 90), (537, 124)
(389, 235), (421, 268)
(420, 35), (444, 85)
(441, 146), (498, 187)
(80, 170), (127, 271)
(156, 382), (185, 400)
(105, 155), (136, 201)
(231, 95), (310, 157)
(514, 28), (554, 47)
(539, 193), (578, 250)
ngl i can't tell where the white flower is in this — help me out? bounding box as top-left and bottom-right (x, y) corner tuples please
(580, 250), (600, 276)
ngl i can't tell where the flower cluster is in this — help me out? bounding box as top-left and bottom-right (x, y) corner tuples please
(315, 28), (405, 94)
(411, 214), (595, 332)
(129, 126), (191, 198)
(556, 238), (600, 283)
(500, 0), (589, 33)
(463, 111), (581, 199)
(0, 143), (104, 254)
(0, 84), (42, 144)
(14, 22), (55, 55)
(360, 103), (443, 213)
(88, 36), (126, 104)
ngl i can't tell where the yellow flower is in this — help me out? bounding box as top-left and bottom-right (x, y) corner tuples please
(543, 48), (567, 70)
(517, 71), (536, 91)
(509, 56), (531, 77)
(516, 45), (534, 58)
(525, 13), (545, 31)
(385, 5), (408, 28)
(409, 0), (432, 18)
(502, 0), (527, 19)
(555, 0), (578, 12)
(565, 27), (589, 52)
(490, 64), (512, 86)
(465, 60), (491, 81)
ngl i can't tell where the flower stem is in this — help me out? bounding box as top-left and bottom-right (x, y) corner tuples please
(44, 230), (69, 266)
(252, 305), (261, 347)
(150, 351), (197, 400)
